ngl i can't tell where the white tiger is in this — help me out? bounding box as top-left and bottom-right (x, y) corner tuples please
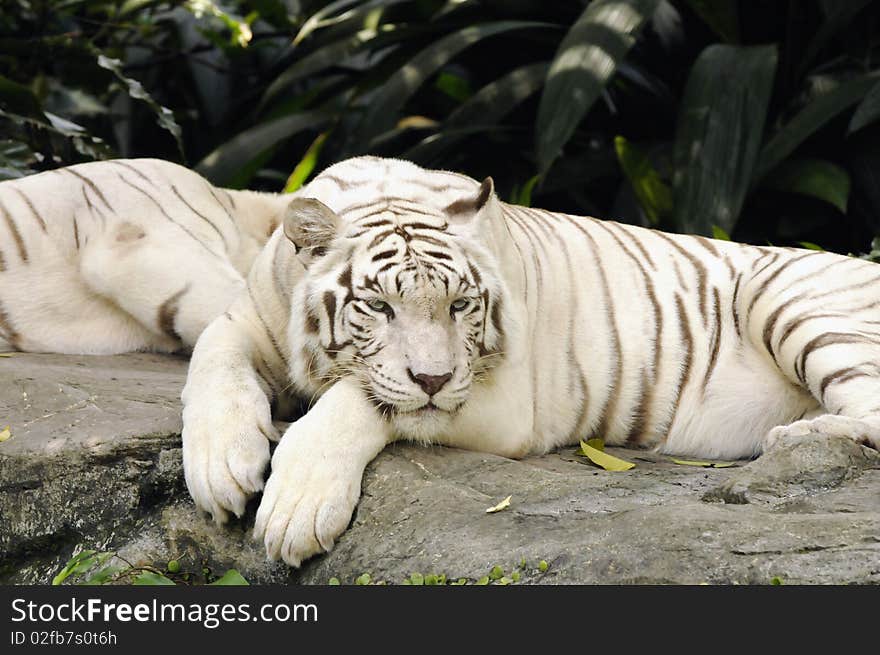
(0, 159), (291, 354)
(181, 155), (880, 568)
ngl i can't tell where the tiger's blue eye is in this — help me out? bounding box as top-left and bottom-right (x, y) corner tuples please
(450, 298), (469, 312)
(367, 298), (391, 313)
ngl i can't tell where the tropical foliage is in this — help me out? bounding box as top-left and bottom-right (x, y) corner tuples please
(3, 0), (880, 253)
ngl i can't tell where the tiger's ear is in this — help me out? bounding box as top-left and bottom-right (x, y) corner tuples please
(445, 177), (495, 219)
(283, 197), (340, 260)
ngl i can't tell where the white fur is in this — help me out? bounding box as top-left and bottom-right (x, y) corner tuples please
(0, 159), (289, 354)
(175, 155), (880, 567)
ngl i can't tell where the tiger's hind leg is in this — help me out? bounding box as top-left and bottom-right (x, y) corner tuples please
(763, 316), (880, 452)
(80, 223), (246, 349)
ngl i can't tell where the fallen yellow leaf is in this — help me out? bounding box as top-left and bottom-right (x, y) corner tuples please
(671, 458), (735, 468)
(485, 495), (512, 514)
(578, 440), (635, 471)
(0, 352), (14, 357)
(585, 437), (605, 452)
(0, 426), (10, 442)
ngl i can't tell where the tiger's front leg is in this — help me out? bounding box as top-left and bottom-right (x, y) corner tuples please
(253, 377), (393, 567)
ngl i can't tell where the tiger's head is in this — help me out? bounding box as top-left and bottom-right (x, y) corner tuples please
(284, 158), (510, 440)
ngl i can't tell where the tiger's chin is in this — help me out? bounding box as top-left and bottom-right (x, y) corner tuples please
(392, 406), (455, 442)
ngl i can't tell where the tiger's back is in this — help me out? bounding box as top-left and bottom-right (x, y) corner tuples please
(0, 159), (289, 354)
(500, 205), (879, 458)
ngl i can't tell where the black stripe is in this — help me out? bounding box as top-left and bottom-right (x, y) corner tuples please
(746, 251), (819, 318)
(0, 298), (21, 348)
(797, 332), (880, 384)
(65, 168), (114, 213)
(820, 367), (870, 399)
(608, 222), (656, 269)
(157, 285), (189, 340)
(653, 232), (708, 327)
(371, 249), (398, 262)
(117, 174), (225, 261)
(703, 287), (722, 391)
(592, 220), (658, 444)
(661, 293), (694, 438)
(110, 160), (157, 187)
(0, 199), (27, 263)
(12, 188), (47, 232)
(559, 214), (622, 439)
(171, 184), (229, 250)
(421, 249), (452, 261)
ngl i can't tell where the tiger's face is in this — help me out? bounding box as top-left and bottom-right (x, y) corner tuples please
(287, 174), (505, 440)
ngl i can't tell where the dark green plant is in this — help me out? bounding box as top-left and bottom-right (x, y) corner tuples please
(51, 547), (248, 586)
(3, 1), (880, 253)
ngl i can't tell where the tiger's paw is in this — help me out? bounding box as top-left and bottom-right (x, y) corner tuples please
(252, 424), (362, 567)
(182, 378), (279, 524)
(763, 414), (880, 452)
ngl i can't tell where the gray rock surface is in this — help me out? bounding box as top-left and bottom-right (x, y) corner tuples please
(1, 352), (878, 585)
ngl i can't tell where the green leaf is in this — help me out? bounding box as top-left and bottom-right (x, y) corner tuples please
(762, 158), (851, 213)
(354, 21), (554, 147)
(535, 0), (661, 174)
(293, 0), (407, 46)
(209, 569), (250, 585)
(95, 54), (183, 158)
(798, 241), (825, 251)
(329, 577), (341, 585)
(284, 131), (330, 193)
(672, 44), (777, 236)
(614, 136), (672, 225)
(52, 550), (98, 586)
(259, 28), (383, 112)
(474, 576), (490, 585)
(435, 72), (473, 103)
(0, 75), (46, 120)
(798, 1), (873, 78)
(133, 571), (176, 585)
(757, 73), (880, 181)
(577, 440), (636, 471)
(355, 573), (372, 585)
(849, 79), (880, 135)
(406, 62), (548, 163)
(585, 437), (605, 452)
(80, 565), (126, 586)
(682, 1), (739, 43)
(409, 572), (424, 585)
(712, 225), (731, 240)
(513, 176), (540, 207)
(195, 111), (329, 187)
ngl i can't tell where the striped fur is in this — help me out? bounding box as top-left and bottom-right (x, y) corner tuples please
(0, 159), (290, 354)
(182, 155), (880, 567)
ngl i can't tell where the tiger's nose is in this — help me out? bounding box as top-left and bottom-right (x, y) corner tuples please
(408, 369), (453, 396)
